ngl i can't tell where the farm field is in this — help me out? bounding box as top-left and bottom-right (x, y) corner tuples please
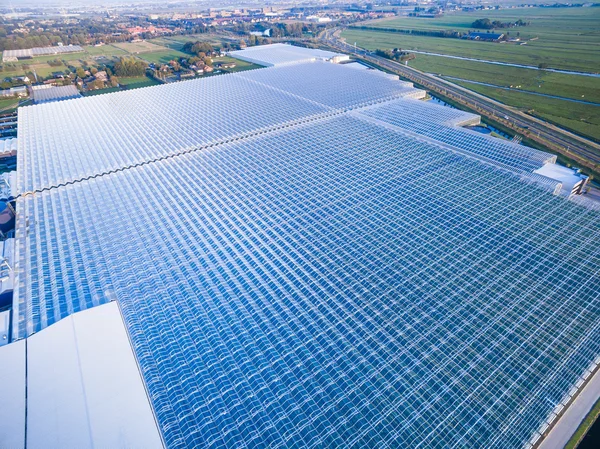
(137, 49), (189, 64)
(151, 34), (230, 48)
(0, 97), (19, 113)
(344, 6), (600, 142)
(408, 54), (600, 103)
(83, 45), (128, 57)
(112, 41), (167, 53)
(344, 7), (600, 72)
(452, 80), (600, 141)
(147, 37), (187, 51)
(117, 76), (161, 89)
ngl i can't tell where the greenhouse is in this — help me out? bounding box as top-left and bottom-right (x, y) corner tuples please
(8, 56), (600, 449)
(228, 43), (348, 66)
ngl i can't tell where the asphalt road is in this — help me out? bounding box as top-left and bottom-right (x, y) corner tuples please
(320, 29), (600, 172)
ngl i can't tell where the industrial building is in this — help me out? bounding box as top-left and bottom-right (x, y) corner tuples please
(0, 44), (599, 449)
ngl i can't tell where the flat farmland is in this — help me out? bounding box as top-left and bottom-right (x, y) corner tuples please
(344, 7), (600, 72)
(453, 81), (600, 141)
(117, 76), (161, 89)
(137, 49), (189, 64)
(0, 97), (19, 113)
(147, 37), (188, 51)
(409, 54), (600, 103)
(83, 45), (128, 57)
(112, 41), (167, 53)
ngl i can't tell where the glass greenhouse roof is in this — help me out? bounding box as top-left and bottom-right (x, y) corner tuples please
(358, 99), (556, 173)
(13, 61), (600, 449)
(228, 43), (346, 66)
(16, 62), (422, 194)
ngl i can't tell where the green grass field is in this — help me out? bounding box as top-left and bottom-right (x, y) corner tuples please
(117, 76), (161, 89)
(215, 56), (262, 73)
(0, 97), (19, 113)
(408, 54), (600, 103)
(147, 37), (188, 51)
(344, 6), (600, 142)
(451, 80), (600, 141)
(345, 7), (600, 72)
(138, 49), (189, 65)
(112, 41), (167, 54)
(2, 63), (63, 80)
(83, 45), (128, 57)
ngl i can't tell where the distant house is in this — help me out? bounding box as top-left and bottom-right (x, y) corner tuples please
(52, 72), (65, 79)
(94, 71), (108, 82)
(467, 32), (504, 41)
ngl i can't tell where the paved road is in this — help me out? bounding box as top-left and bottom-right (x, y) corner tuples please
(320, 29), (600, 172)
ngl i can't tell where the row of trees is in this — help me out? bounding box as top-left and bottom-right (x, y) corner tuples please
(246, 35), (272, 47)
(232, 21), (326, 39)
(0, 19), (146, 51)
(113, 57), (148, 77)
(181, 41), (220, 67)
(182, 41), (215, 55)
(375, 49), (416, 63)
(471, 18), (530, 30)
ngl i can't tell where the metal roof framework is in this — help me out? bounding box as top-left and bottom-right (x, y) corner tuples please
(12, 60), (600, 449)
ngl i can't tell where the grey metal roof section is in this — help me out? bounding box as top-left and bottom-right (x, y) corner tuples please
(0, 339), (26, 449)
(26, 301), (163, 449)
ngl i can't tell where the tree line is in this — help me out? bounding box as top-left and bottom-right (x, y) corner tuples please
(471, 18), (530, 30)
(113, 57), (148, 77)
(375, 49), (416, 63)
